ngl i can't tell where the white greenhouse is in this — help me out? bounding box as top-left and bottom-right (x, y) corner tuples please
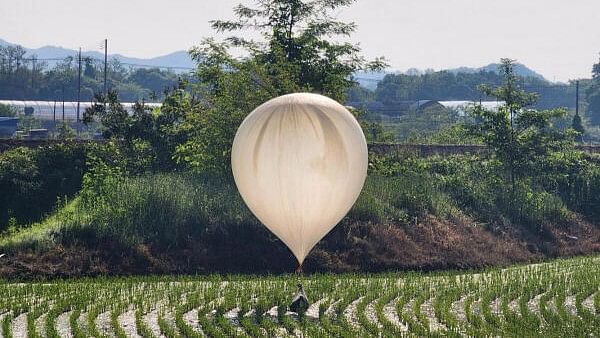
(0, 100), (161, 121)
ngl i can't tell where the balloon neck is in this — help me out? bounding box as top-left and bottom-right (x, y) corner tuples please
(295, 263), (304, 274)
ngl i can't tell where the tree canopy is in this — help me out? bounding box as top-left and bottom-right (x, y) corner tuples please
(469, 59), (576, 183)
(174, 0), (386, 174)
(587, 55), (600, 125)
(0, 45), (181, 102)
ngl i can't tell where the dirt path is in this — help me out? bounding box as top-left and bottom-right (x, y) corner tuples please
(365, 299), (382, 330)
(451, 294), (469, 322)
(582, 293), (596, 314)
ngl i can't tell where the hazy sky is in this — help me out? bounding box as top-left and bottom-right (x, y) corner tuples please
(1, 0), (599, 82)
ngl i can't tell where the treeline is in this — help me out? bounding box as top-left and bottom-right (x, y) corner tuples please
(349, 69), (585, 115)
(0, 45), (182, 102)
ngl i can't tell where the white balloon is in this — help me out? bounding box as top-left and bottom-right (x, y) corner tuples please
(231, 93), (368, 265)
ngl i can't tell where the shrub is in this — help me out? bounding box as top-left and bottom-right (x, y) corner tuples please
(0, 143), (87, 231)
(0, 103), (17, 117)
(63, 173), (257, 249)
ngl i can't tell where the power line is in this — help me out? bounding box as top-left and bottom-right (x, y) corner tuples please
(1, 57), (196, 71)
(104, 39), (108, 96)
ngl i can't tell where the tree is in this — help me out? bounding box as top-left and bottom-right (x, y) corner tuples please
(587, 55), (600, 125)
(470, 59), (576, 185)
(83, 89), (187, 172)
(0, 43), (181, 102)
(128, 68), (178, 96)
(572, 112), (585, 142)
(83, 91), (130, 140)
(83, 57), (97, 78)
(55, 121), (77, 140)
(370, 68), (574, 115)
(17, 115), (42, 133)
(0, 103), (17, 117)
(175, 0), (386, 174)
(209, 0), (385, 102)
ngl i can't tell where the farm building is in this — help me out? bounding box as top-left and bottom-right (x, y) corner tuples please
(348, 99), (505, 117)
(409, 100), (445, 111)
(438, 100), (504, 115)
(410, 100), (504, 116)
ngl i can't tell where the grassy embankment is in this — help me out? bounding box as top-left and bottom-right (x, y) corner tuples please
(1, 153), (599, 278)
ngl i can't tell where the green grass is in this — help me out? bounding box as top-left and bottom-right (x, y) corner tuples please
(0, 173), (256, 252)
(0, 197), (81, 250)
(0, 256), (598, 336)
(0, 171), (455, 253)
(0, 156), (597, 278)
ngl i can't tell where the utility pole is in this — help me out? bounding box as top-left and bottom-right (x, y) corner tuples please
(103, 39), (108, 96)
(62, 85), (65, 121)
(575, 80), (580, 116)
(77, 48), (82, 122)
(31, 57), (36, 98)
(573, 80), (585, 144)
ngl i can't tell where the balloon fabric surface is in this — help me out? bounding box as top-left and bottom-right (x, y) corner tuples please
(231, 93), (368, 265)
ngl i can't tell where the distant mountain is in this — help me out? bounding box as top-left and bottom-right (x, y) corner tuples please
(0, 38), (195, 70)
(449, 63), (546, 80)
(1, 38), (546, 82)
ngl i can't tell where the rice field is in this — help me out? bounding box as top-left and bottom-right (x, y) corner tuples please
(0, 255), (599, 337)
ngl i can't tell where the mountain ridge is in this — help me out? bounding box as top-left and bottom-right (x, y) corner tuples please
(0, 38), (195, 70)
(1, 38), (547, 85)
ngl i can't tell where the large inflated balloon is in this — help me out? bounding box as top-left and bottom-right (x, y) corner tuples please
(231, 93), (368, 265)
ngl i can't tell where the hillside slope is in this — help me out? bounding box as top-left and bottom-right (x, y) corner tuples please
(1, 171), (598, 280)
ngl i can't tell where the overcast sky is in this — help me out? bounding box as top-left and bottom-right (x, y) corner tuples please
(1, 0), (599, 82)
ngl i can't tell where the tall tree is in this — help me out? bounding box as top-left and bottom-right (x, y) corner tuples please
(175, 0), (386, 173)
(470, 59), (576, 185)
(209, 0), (385, 102)
(587, 54), (600, 125)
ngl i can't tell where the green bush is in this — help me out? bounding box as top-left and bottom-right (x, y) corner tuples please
(60, 173), (257, 249)
(540, 151), (600, 222)
(369, 153), (576, 231)
(349, 176), (410, 224)
(0, 144), (87, 231)
(2, 150), (596, 258)
(0, 103), (17, 117)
